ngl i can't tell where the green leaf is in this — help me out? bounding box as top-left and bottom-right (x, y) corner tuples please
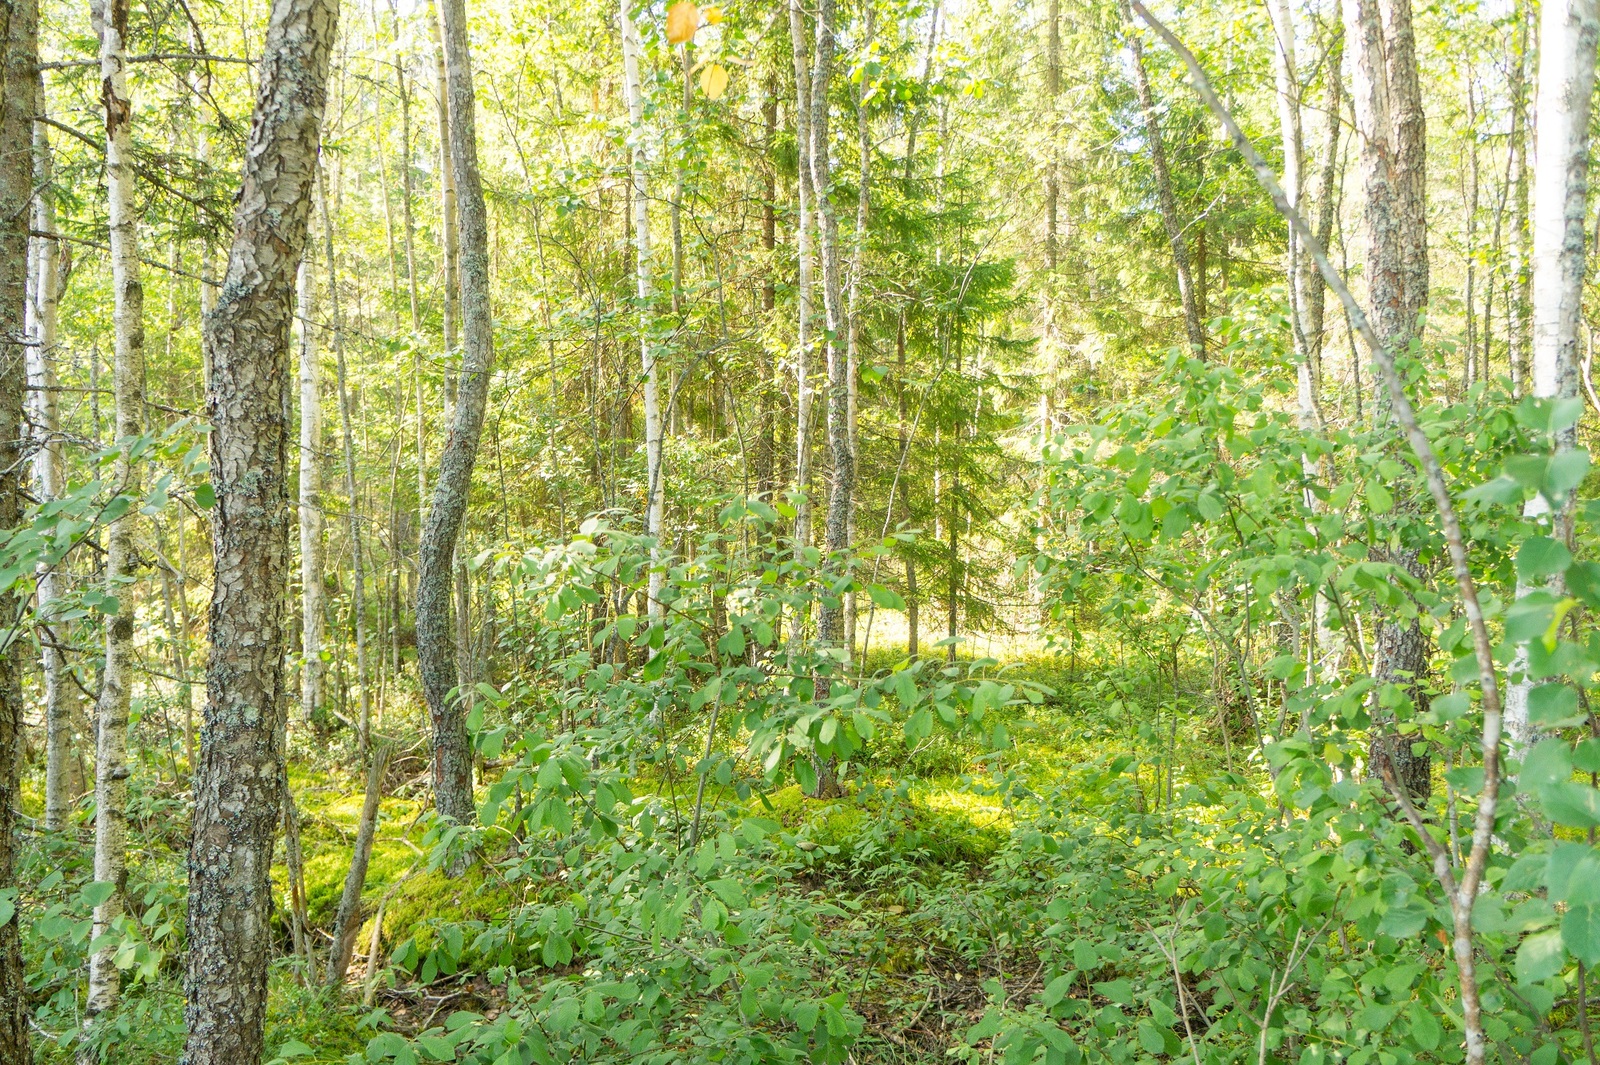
(1516, 929), (1567, 984)
(274, 1040), (314, 1060)
(1196, 490), (1224, 522)
(1529, 684), (1583, 728)
(1137, 1022), (1166, 1054)
(1366, 479), (1394, 515)
(1517, 537), (1574, 582)
(1546, 449), (1591, 498)
(1408, 1003), (1442, 1050)
(1563, 903), (1600, 967)
(193, 482), (216, 509)
(1524, 739), (1575, 788)
(1542, 782), (1600, 828)
(81, 881), (116, 908)
(867, 584), (906, 611)
(417, 1034), (456, 1061)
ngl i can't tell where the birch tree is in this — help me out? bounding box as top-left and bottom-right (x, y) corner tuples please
(185, 0), (336, 1058)
(419, 0), (496, 825)
(86, 0), (146, 1043)
(298, 250), (325, 727)
(1504, 0), (1599, 752)
(0, 0), (37, 1057)
(789, 0), (815, 560)
(621, 0), (664, 620)
(31, 73), (77, 832)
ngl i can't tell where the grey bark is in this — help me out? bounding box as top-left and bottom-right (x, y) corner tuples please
(420, 0), (493, 826)
(185, 0), (337, 1060)
(431, 4), (459, 420)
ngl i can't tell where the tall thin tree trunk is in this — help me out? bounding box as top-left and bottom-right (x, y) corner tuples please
(842, 8), (873, 659)
(321, 166), (371, 754)
(185, 0), (336, 1059)
(1305, 25), (1343, 379)
(420, 0), (495, 826)
(789, 0), (815, 566)
(0, 0), (38, 1057)
(1045, 0), (1060, 268)
(33, 72), (76, 831)
(1126, 8), (1205, 355)
(1508, 10), (1530, 395)
(298, 252), (325, 727)
(758, 87), (777, 503)
(324, 744), (392, 985)
(86, 0), (146, 1044)
(620, 0), (664, 620)
(1505, 0), (1599, 753)
(431, 3), (459, 420)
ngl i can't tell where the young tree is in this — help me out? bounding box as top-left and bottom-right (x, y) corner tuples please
(85, 0), (147, 1043)
(789, 0), (815, 560)
(419, 0), (496, 825)
(185, 0), (337, 1058)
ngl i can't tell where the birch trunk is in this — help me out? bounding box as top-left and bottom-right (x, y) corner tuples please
(419, 0), (495, 825)
(321, 166), (372, 754)
(620, 0), (664, 620)
(1504, 0), (1599, 754)
(0, 0), (37, 1057)
(811, 0), (849, 801)
(298, 251), (325, 727)
(32, 73), (77, 831)
(789, 0), (815, 562)
(86, 0), (146, 1042)
(186, 0), (336, 1059)
(1126, 10), (1205, 355)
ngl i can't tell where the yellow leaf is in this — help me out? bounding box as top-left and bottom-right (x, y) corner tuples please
(702, 4), (723, 23)
(666, 1), (699, 45)
(698, 62), (729, 100)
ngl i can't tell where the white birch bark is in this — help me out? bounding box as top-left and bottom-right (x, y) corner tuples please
(1505, 0), (1600, 754)
(31, 73), (75, 832)
(620, 0), (664, 620)
(297, 252), (324, 727)
(789, 0), (815, 563)
(86, 0), (145, 1042)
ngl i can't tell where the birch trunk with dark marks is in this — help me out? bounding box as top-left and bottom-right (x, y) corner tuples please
(0, 1), (38, 1057)
(321, 165), (372, 754)
(86, 0), (145, 1044)
(32, 71), (78, 831)
(185, 0), (336, 1059)
(810, 0), (848, 799)
(420, 0), (494, 826)
(298, 250), (325, 727)
(1126, 9), (1204, 356)
(619, 0), (664, 620)
(789, 0), (815, 565)
(1504, 0), (1599, 755)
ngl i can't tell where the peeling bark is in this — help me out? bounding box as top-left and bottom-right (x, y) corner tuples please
(185, 0), (337, 1059)
(419, 0), (494, 826)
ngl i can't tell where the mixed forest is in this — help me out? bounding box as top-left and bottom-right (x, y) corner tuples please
(3, 0), (1600, 1060)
